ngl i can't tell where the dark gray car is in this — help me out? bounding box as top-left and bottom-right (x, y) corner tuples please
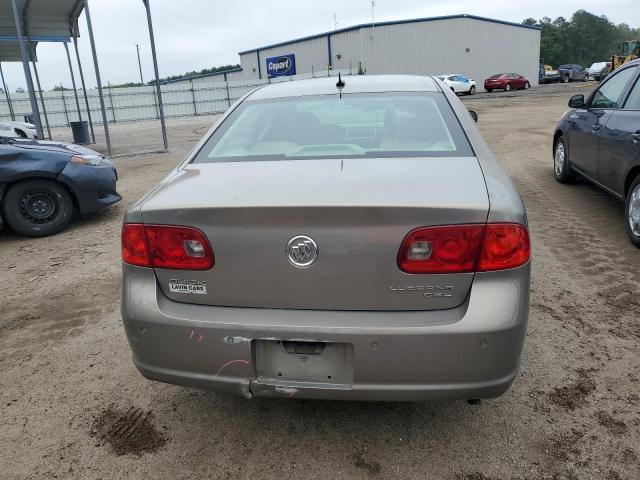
(553, 59), (640, 247)
(0, 137), (120, 236)
(121, 75), (530, 402)
(558, 64), (588, 83)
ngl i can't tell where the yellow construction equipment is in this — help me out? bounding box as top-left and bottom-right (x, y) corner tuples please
(611, 40), (640, 72)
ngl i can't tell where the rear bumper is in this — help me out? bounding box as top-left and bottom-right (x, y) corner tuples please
(121, 264), (530, 401)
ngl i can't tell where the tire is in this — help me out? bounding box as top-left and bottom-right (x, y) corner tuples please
(525, 82), (530, 89)
(15, 129), (27, 138)
(553, 135), (574, 184)
(505, 83), (511, 91)
(2, 179), (73, 237)
(625, 175), (640, 248)
(468, 85), (476, 95)
(486, 88), (493, 93)
(563, 75), (569, 83)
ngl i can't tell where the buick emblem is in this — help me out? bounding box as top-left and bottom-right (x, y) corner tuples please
(286, 235), (318, 268)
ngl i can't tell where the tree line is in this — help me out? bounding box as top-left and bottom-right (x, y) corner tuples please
(523, 9), (640, 68)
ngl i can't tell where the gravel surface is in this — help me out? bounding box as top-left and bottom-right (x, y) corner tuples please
(1, 83), (638, 480)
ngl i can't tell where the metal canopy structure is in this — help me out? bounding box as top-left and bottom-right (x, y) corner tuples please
(0, 40), (36, 61)
(0, 0), (168, 157)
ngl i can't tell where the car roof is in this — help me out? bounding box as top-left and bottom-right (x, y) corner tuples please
(248, 75), (440, 100)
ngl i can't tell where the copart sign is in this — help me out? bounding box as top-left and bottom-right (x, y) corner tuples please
(266, 54), (296, 78)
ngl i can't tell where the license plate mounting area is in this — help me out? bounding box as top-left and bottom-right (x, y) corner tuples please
(254, 340), (354, 386)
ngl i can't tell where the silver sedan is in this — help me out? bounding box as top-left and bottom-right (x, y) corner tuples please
(121, 75), (530, 402)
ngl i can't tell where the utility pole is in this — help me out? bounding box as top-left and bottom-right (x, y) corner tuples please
(135, 43), (144, 84)
(370, 1), (377, 41)
(371, 1), (376, 28)
(333, 13), (338, 31)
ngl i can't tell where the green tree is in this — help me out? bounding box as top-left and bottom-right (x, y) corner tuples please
(524, 10), (639, 68)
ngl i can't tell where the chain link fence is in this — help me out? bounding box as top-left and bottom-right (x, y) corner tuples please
(0, 69), (357, 128)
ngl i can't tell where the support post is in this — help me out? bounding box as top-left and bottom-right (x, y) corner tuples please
(84, 0), (112, 156)
(224, 72), (231, 108)
(61, 89), (69, 125)
(0, 62), (16, 121)
(142, 0), (168, 151)
(64, 42), (82, 122)
(23, 4), (52, 139)
(29, 58), (52, 139)
(190, 79), (197, 115)
(10, 0), (42, 138)
(107, 84), (116, 123)
(73, 36), (96, 143)
(152, 86), (159, 119)
(135, 43), (144, 84)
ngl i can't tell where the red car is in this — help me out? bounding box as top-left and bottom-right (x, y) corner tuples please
(484, 73), (531, 92)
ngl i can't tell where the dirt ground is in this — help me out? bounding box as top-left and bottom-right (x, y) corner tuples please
(1, 83), (639, 480)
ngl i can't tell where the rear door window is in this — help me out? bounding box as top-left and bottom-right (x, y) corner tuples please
(590, 66), (637, 109)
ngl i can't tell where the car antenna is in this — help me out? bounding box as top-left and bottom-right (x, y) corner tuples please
(336, 73), (345, 98)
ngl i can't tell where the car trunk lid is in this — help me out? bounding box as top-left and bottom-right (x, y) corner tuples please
(141, 157), (489, 311)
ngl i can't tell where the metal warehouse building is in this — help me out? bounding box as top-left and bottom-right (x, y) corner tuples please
(237, 14), (541, 85)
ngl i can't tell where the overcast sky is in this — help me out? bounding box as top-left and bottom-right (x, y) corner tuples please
(2, 0), (639, 91)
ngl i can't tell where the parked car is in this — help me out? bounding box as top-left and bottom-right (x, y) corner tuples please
(539, 65), (560, 84)
(0, 137), (121, 236)
(558, 64), (588, 83)
(553, 59), (640, 247)
(587, 62), (611, 81)
(540, 71), (560, 84)
(121, 75), (531, 402)
(0, 120), (38, 139)
(484, 73), (530, 92)
(436, 74), (476, 95)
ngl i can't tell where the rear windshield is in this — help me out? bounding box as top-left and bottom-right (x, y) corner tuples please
(488, 74), (503, 79)
(192, 92), (473, 162)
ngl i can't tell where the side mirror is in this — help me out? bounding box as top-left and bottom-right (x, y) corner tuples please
(469, 110), (478, 122)
(568, 94), (585, 108)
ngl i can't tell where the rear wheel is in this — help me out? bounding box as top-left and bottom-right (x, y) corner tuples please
(468, 85), (476, 95)
(2, 179), (73, 237)
(505, 83), (511, 91)
(563, 75), (570, 83)
(553, 135), (574, 183)
(486, 88), (493, 93)
(15, 129), (27, 138)
(525, 82), (530, 89)
(625, 176), (640, 248)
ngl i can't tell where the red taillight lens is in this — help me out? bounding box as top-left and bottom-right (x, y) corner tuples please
(398, 225), (485, 273)
(478, 224), (530, 271)
(398, 223), (530, 274)
(121, 224), (150, 267)
(121, 224), (214, 270)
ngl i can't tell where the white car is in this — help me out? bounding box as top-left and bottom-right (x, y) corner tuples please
(0, 121), (38, 139)
(586, 62), (610, 81)
(436, 74), (476, 95)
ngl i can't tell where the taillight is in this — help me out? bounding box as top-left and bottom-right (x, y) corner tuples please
(398, 223), (529, 274)
(121, 224), (149, 267)
(121, 224), (214, 270)
(478, 224), (530, 271)
(398, 225), (485, 273)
